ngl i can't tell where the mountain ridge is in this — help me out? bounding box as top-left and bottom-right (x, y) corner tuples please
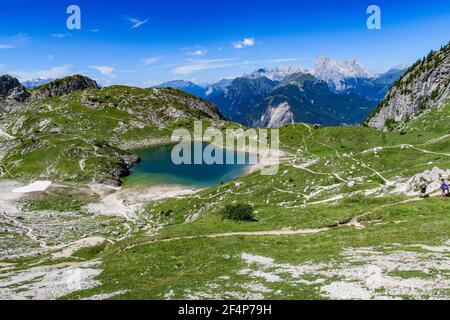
(0, 75), (225, 185)
(367, 42), (450, 129)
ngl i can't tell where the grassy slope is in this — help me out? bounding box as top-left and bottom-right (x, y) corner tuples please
(61, 101), (449, 299)
(0, 86), (227, 183)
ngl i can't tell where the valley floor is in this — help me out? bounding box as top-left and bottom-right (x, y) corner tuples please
(0, 106), (449, 300)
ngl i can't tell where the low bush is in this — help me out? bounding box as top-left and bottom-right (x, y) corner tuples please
(221, 203), (256, 221)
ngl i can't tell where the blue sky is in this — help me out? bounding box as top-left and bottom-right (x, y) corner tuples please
(0, 0), (449, 86)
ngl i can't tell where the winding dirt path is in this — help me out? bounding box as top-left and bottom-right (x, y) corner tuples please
(118, 194), (428, 253)
(121, 227), (330, 252)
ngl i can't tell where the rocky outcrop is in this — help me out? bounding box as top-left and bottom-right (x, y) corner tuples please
(0, 75), (30, 119)
(406, 167), (450, 195)
(0, 75), (30, 102)
(367, 42), (450, 129)
(31, 74), (99, 99)
(256, 102), (294, 128)
(105, 154), (141, 186)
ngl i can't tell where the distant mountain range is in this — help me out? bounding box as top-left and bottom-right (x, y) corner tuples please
(153, 80), (207, 99)
(22, 77), (54, 89)
(153, 58), (407, 127)
(210, 73), (378, 127)
(244, 66), (306, 81)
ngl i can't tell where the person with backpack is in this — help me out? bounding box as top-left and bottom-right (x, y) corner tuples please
(419, 179), (428, 198)
(441, 178), (449, 197)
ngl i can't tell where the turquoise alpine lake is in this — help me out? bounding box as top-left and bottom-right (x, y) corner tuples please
(123, 143), (254, 188)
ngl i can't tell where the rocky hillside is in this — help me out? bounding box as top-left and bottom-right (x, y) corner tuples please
(0, 75), (225, 185)
(367, 42), (450, 129)
(0, 75), (30, 102)
(30, 74), (99, 99)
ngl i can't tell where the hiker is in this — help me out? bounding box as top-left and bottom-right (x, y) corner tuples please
(441, 179), (449, 197)
(419, 179), (428, 198)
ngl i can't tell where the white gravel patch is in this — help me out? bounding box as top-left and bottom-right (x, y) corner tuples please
(12, 181), (52, 193)
(0, 261), (102, 300)
(179, 242), (450, 300)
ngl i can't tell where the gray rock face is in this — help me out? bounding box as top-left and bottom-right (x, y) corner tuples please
(0, 75), (30, 102)
(106, 154), (141, 186)
(256, 102), (294, 128)
(406, 167), (450, 195)
(367, 42), (450, 129)
(31, 74), (99, 99)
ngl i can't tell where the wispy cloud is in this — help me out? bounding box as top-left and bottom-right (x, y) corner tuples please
(90, 66), (115, 75)
(142, 56), (162, 65)
(172, 56), (302, 75)
(51, 33), (71, 39)
(173, 58), (244, 75)
(0, 33), (29, 49)
(186, 49), (208, 56)
(232, 38), (255, 49)
(128, 18), (148, 29)
(10, 65), (71, 81)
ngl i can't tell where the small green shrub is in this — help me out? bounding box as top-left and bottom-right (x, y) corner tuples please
(430, 88), (440, 100)
(221, 203), (256, 221)
(384, 118), (398, 131)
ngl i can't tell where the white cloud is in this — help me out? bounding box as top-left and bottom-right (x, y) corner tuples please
(90, 66), (115, 75)
(91, 29), (100, 33)
(233, 38), (255, 49)
(144, 80), (159, 87)
(48, 54), (54, 60)
(9, 65), (71, 81)
(128, 18), (148, 29)
(142, 56), (162, 65)
(0, 44), (14, 49)
(173, 58), (244, 75)
(187, 49), (208, 56)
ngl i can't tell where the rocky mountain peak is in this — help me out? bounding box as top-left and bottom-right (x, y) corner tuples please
(0, 75), (31, 102)
(279, 73), (319, 88)
(311, 57), (376, 91)
(31, 74), (99, 99)
(245, 66), (306, 81)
